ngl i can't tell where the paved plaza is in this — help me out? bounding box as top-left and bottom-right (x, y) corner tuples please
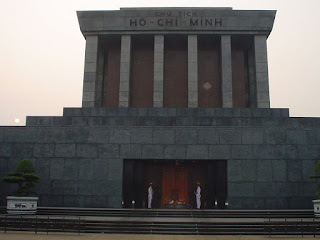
(1, 232), (320, 240)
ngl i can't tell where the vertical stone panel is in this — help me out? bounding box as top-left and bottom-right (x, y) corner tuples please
(119, 35), (131, 107)
(198, 36), (221, 107)
(221, 35), (233, 108)
(188, 35), (198, 107)
(154, 35), (164, 107)
(231, 45), (246, 108)
(104, 40), (121, 107)
(130, 36), (154, 107)
(82, 36), (99, 107)
(254, 35), (270, 108)
(164, 35), (188, 107)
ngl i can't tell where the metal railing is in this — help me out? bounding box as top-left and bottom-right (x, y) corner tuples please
(264, 218), (320, 237)
(0, 215), (84, 235)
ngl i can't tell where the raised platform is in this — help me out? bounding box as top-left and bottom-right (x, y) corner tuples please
(25, 107), (296, 127)
(1, 107), (320, 209)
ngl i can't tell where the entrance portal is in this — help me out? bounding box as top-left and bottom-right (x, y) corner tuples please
(122, 159), (227, 209)
(162, 162), (188, 208)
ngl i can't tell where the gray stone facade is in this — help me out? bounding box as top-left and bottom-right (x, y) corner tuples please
(78, 7), (276, 108)
(1, 8), (318, 210)
(1, 107), (319, 209)
(77, 8), (275, 33)
(254, 35), (270, 108)
(82, 36), (99, 108)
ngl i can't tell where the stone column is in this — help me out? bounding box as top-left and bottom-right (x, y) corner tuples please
(221, 35), (233, 108)
(95, 47), (105, 107)
(188, 35), (198, 108)
(82, 36), (99, 108)
(248, 46), (257, 108)
(254, 35), (270, 108)
(154, 35), (164, 107)
(119, 35), (131, 107)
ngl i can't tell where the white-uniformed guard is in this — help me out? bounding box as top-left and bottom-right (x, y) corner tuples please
(195, 182), (201, 209)
(148, 183), (154, 208)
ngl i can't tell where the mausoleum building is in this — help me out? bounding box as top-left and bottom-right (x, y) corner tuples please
(1, 7), (320, 210)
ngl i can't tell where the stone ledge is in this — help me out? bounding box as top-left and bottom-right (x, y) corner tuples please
(62, 107), (290, 118)
(25, 115), (320, 129)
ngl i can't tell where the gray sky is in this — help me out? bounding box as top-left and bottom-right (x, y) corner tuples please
(0, 0), (319, 125)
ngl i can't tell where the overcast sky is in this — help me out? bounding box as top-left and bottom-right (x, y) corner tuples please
(0, 0), (319, 126)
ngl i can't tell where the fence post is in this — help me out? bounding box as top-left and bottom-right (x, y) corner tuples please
(78, 217), (81, 235)
(285, 218), (287, 235)
(4, 215), (7, 233)
(313, 218), (315, 238)
(269, 218), (271, 238)
(47, 216), (49, 235)
(35, 216), (37, 234)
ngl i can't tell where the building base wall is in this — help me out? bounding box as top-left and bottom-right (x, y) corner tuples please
(0, 107), (319, 209)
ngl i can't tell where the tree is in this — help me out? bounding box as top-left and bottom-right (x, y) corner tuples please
(309, 160), (320, 198)
(2, 159), (40, 197)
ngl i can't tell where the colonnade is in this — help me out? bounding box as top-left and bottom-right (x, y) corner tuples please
(82, 34), (270, 109)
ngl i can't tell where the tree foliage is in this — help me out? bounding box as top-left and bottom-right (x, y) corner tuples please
(309, 160), (320, 198)
(2, 159), (40, 197)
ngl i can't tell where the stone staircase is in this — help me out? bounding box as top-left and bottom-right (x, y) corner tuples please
(35, 207), (314, 218)
(1, 207), (318, 235)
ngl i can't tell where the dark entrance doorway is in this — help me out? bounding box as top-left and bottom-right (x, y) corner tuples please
(162, 161), (188, 208)
(122, 159), (227, 209)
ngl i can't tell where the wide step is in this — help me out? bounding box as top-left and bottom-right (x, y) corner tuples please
(0, 207), (318, 235)
(35, 207), (314, 218)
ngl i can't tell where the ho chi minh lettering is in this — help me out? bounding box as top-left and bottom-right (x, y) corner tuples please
(129, 17), (223, 28)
